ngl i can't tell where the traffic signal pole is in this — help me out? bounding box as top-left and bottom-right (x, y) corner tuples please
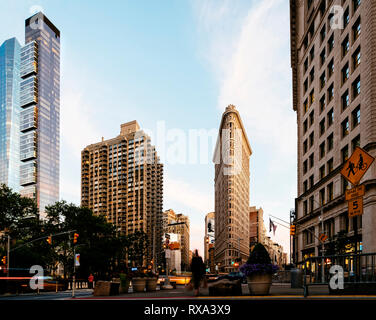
(7, 234), (10, 278)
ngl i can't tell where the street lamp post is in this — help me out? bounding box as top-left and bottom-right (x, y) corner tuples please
(312, 198), (325, 284)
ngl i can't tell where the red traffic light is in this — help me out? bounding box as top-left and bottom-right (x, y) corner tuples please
(1, 256), (6, 265)
(73, 233), (79, 244)
(47, 236), (52, 245)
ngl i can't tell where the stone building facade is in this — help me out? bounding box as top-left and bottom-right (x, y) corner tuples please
(290, 0), (376, 262)
(213, 105), (252, 272)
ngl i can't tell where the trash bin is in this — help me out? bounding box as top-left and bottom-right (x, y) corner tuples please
(290, 268), (303, 288)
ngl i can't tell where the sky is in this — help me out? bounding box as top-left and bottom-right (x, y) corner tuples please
(0, 0), (297, 258)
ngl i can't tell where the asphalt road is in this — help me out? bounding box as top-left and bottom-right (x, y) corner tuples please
(0, 289), (93, 300)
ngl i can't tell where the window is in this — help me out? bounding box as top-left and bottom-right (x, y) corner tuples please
(310, 46), (315, 62)
(320, 25), (326, 43)
(328, 83), (334, 102)
(327, 182), (334, 201)
(304, 79), (308, 93)
(309, 196), (314, 213)
(304, 180), (308, 192)
(353, 0), (361, 13)
(352, 106), (360, 128)
(303, 119), (308, 133)
(320, 95), (326, 112)
(309, 175), (314, 188)
(342, 145), (349, 163)
(303, 139), (308, 154)
(352, 135), (360, 151)
(303, 35), (308, 50)
(320, 188), (325, 205)
(304, 99), (308, 113)
(320, 165), (326, 179)
(309, 110), (315, 126)
(342, 118), (350, 137)
(342, 90), (349, 111)
(327, 109), (334, 126)
(320, 119), (325, 136)
(303, 160), (308, 174)
(304, 58), (309, 73)
(353, 46), (361, 70)
(309, 132), (314, 147)
(327, 133), (334, 151)
(309, 153), (314, 168)
(353, 18), (361, 42)
(328, 59), (334, 78)
(310, 68), (315, 84)
(352, 76), (361, 99)
(303, 200), (308, 215)
(320, 141), (326, 159)
(310, 90), (315, 105)
(342, 36), (349, 57)
(320, 72), (326, 89)
(320, 49), (326, 66)
(328, 34), (334, 52)
(327, 158), (334, 173)
(342, 63), (349, 84)
(308, 0), (313, 10)
(343, 7), (350, 28)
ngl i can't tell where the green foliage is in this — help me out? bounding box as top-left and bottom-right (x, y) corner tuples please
(0, 185), (150, 281)
(247, 243), (272, 265)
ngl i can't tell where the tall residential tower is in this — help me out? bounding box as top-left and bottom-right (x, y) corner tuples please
(20, 12), (60, 213)
(81, 121), (164, 267)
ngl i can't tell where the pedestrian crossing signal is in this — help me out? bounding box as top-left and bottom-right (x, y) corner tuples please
(290, 225), (296, 236)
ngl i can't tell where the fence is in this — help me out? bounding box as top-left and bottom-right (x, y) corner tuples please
(298, 252), (376, 296)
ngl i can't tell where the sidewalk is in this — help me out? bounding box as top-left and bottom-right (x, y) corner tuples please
(74, 283), (376, 300)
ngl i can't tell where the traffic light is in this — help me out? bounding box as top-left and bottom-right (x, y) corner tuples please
(290, 224), (296, 236)
(231, 260), (234, 265)
(47, 236), (52, 245)
(1, 256), (6, 265)
(234, 262), (239, 267)
(73, 233), (79, 244)
(205, 236), (209, 244)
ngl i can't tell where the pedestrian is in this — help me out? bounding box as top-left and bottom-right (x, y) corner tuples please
(190, 249), (206, 296)
(88, 273), (94, 289)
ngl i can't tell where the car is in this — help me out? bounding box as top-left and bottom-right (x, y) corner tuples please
(217, 272), (247, 284)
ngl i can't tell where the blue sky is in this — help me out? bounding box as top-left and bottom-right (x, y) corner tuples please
(0, 0), (297, 257)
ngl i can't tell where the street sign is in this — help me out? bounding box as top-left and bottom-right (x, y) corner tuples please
(340, 147), (375, 186)
(319, 233), (328, 242)
(345, 184), (365, 201)
(348, 197), (363, 218)
(74, 253), (80, 267)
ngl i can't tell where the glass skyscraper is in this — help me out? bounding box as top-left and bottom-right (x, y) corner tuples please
(0, 38), (21, 192)
(20, 12), (60, 214)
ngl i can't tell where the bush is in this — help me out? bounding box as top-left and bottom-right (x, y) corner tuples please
(247, 243), (272, 264)
(240, 243), (279, 276)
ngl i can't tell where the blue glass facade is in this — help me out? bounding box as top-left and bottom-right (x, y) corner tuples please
(21, 13), (60, 214)
(0, 38), (21, 192)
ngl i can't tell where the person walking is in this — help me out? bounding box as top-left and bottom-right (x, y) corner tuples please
(190, 249), (206, 296)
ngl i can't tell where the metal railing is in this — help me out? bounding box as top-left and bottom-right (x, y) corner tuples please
(298, 252), (376, 297)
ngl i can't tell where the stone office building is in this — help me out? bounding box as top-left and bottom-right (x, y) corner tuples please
(290, 0), (376, 262)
